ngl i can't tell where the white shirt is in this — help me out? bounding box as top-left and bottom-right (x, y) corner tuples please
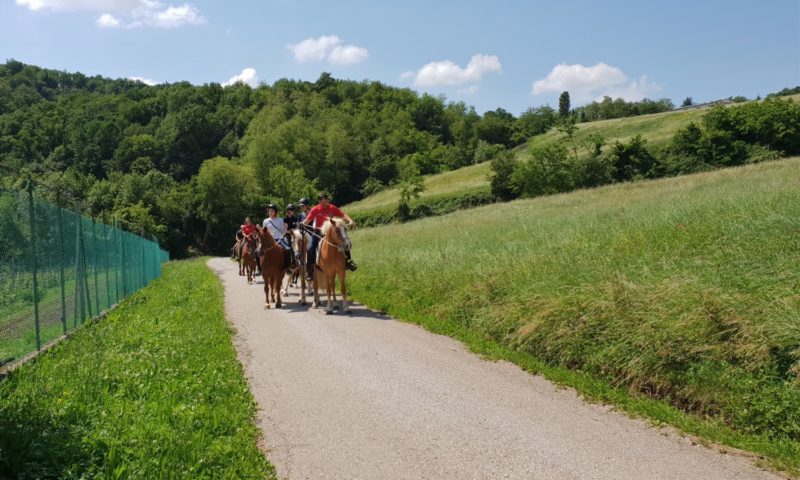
(263, 217), (286, 241)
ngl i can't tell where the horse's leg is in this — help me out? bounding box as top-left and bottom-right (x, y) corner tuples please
(311, 268), (319, 308)
(281, 270), (290, 297)
(339, 271), (350, 314)
(299, 263), (307, 305)
(325, 274), (334, 314)
(263, 279), (270, 309)
(274, 275), (282, 308)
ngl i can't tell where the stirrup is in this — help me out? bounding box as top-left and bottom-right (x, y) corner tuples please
(346, 260), (358, 271)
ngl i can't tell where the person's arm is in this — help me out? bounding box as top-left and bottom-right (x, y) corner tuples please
(332, 205), (355, 227)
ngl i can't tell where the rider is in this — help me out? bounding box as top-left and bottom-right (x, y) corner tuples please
(263, 204), (295, 269)
(302, 192), (357, 277)
(240, 217), (258, 273)
(284, 204), (301, 263)
(297, 197), (310, 223)
(232, 225), (244, 259)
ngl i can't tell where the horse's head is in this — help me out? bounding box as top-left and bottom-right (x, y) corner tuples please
(323, 217), (352, 251)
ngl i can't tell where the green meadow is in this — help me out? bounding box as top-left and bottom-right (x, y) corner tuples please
(348, 157), (800, 474)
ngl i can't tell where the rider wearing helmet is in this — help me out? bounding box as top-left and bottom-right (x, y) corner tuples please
(297, 197), (310, 223)
(263, 204), (296, 268)
(302, 192), (357, 276)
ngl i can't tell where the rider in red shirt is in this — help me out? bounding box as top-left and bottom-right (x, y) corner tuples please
(302, 193), (357, 275)
(240, 217), (260, 274)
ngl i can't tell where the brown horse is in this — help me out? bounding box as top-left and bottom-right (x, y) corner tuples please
(241, 236), (257, 284)
(312, 217), (352, 314)
(282, 229), (308, 305)
(257, 226), (287, 309)
(234, 239), (245, 275)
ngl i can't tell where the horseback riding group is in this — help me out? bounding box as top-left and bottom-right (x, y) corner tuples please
(232, 193), (357, 314)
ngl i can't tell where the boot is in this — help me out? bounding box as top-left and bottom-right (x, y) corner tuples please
(345, 251), (358, 271)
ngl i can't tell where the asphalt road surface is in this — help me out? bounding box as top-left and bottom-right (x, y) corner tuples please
(208, 258), (780, 480)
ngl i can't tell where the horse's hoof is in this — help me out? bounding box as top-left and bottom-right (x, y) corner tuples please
(264, 304), (270, 309)
(325, 309), (332, 315)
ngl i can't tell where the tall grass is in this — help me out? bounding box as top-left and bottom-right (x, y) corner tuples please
(0, 258), (274, 479)
(348, 157), (800, 473)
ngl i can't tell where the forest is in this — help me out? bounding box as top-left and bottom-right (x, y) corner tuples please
(0, 60), (747, 255)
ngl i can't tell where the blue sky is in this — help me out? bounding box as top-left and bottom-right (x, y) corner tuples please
(1, 0), (798, 114)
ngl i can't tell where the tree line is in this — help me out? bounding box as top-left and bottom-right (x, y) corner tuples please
(490, 98), (800, 201)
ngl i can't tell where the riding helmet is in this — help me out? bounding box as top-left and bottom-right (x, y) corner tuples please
(298, 198), (310, 206)
(286, 203), (296, 211)
(267, 203), (278, 212)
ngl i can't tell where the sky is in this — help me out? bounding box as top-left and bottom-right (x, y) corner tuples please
(1, 0), (798, 114)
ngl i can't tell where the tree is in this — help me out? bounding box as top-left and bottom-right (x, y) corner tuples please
(559, 91), (571, 117)
(682, 97), (694, 107)
(195, 157), (261, 251)
(396, 156), (425, 221)
(489, 150), (516, 201)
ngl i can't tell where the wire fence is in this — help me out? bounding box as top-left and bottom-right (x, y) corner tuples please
(0, 181), (169, 368)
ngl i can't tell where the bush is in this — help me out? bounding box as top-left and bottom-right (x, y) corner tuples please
(489, 150), (516, 201)
(608, 135), (657, 181)
(511, 144), (575, 197)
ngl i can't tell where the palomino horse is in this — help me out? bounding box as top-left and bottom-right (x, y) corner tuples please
(312, 217), (352, 314)
(240, 237), (257, 284)
(257, 226), (287, 309)
(282, 229), (308, 305)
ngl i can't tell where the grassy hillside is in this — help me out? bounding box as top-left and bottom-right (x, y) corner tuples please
(348, 157), (800, 473)
(0, 259), (274, 479)
(344, 93), (800, 219)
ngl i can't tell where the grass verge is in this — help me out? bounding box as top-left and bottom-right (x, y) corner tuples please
(347, 158), (800, 476)
(0, 258), (274, 479)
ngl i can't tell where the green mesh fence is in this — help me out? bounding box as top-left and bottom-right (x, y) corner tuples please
(0, 183), (169, 367)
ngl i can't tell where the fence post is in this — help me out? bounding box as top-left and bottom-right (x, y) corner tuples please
(113, 218), (120, 303)
(74, 203), (82, 328)
(104, 220), (111, 309)
(120, 226), (127, 297)
(57, 197), (67, 335)
(26, 178), (41, 351)
(79, 214), (92, 322)
(91, 218), (100, 314)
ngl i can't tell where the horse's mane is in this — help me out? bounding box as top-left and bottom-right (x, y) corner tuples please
(321, 217), (343, 239)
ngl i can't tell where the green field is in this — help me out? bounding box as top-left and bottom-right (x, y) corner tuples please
(0, 258), (274, 479)
(344, 94), (800, 219)
(348, 157), (800, 474)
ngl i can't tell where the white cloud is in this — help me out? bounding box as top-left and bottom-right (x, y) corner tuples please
(96, 12), (120, 27)
(145, 4), (203, 28)
(598, 75), (661, 102)
(287, 35), (369, 66)
(329, 45), (368, 66)
(457, 85), (479, 95)
(531, 63), (661, 103)
(223, 67), (258, 88)
(411, 54), (502, 87)
(128, 76), (158, 85)
(16, 0), (205, 28)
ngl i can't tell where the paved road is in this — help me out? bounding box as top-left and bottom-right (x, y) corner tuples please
(208, 258), (780, 480)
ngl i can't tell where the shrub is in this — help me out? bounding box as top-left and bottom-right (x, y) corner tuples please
(489, 150), (516, 201)
(511, 144), (575, 197)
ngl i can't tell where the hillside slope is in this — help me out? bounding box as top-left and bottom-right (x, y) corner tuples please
(344, 93), (800, 219)
(348, 157), (800, 472)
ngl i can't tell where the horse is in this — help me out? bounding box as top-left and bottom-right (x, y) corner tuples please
(234, 239), (245, 275)
(240, 236), (257, 284)
(312, 217), (352, 314)
(257, 226), (288, 309)
(282, 228), (308, 305)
